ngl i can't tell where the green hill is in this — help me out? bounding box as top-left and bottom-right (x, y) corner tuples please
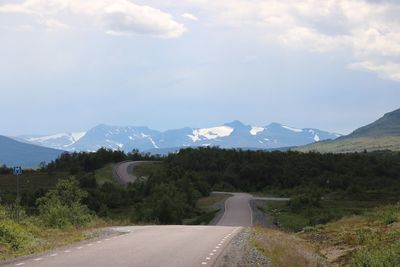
(347, 108), (400, 138)
(297, 108), (400, 153)
(0, 135), (63, 167)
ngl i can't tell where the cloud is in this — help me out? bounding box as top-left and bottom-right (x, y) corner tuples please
(349, 61), (400, 81)
(38, 18), (69, 31)
(0, 0), (186, 38)
(153, 0), (400, 81)
(181, 13), (198, 21)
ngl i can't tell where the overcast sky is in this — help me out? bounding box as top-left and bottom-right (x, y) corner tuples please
(1, 0), (399, 136)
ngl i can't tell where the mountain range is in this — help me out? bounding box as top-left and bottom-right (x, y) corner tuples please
(15, 121), (341, 153)
(297, 108), (400, 153)
(2, 107), (399, 167)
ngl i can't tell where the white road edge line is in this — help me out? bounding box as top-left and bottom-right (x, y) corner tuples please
(15, 263), (24, 266)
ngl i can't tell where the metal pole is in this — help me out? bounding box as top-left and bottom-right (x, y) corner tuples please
(16, 173), (20, 223)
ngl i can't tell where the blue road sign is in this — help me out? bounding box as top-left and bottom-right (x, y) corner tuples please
(13, 166), (22, 175)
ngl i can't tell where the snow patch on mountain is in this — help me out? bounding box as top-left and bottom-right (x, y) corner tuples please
(71, 132), (86, 142)
(188, 126), (234, 142)
(282, 125), (303, 133)
(250, 126), (264, 136)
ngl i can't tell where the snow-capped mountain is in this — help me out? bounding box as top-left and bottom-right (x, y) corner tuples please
(15, 121), (341, 153)
(16, 132), (86, 150)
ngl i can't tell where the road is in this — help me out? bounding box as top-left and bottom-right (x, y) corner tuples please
(2, 163), (257, 267)
(4, 226), (241, 267)
(217, 193), (253, 227)
(113, 161), (152, 184)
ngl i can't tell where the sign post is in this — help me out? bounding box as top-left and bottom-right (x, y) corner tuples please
(13, 166), (22, 223)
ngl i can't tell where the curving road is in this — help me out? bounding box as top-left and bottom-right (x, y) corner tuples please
(113, 161), (144, 184)
(2, 162), (257, 267)
(217, 193), (253, 227)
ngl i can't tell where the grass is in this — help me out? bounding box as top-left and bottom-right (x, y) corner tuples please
(296, 136), (400, 153)
(184, 193), (231, 225)
(197, 193), (230, 210)
(0, 214), (111, 261)
(299, 204), (400, 266)
(258, 194), (400, 232)
(251, 226), (324, 267)
(131, 162), (164, 178)
(94, 164), (115, 185)
(253, 202), (400, 266)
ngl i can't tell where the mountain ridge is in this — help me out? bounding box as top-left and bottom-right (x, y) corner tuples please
(14, 121), (341, 153)
(296, 108), (400, 153)
(0, 135), (64, 167)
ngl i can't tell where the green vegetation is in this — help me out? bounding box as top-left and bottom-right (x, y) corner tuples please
(251, 227), (323, 267)
(0, 178), (106, 260)
(299, 204), (400, 266)
(94, 164), (115, 185)
(185, 193), (230, 225)
(37, 178), (93, 228)
(132, 162), (163, 178)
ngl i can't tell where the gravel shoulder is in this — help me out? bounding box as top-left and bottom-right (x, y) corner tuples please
(215, 228), (270, 267)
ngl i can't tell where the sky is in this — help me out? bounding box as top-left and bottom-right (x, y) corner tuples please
(0, 0), (400, 136)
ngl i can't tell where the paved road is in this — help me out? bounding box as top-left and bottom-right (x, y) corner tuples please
(2, 194), (252, 267)
(3, 226), (241, 267)
(113, 161), (153, 184)
(217, 193), (253, 227)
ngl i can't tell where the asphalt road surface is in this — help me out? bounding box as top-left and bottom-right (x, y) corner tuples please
(217, 193), (253, 227)
(2, 163), (255, 267)
(113, 161), (151, 184)
(3, 226), (241, 267)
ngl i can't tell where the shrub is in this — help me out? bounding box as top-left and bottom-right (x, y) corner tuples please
(37, 178), (93, 228)
(0, 219), (36, 251)
(367, 204), (400, 225)
(352, 240), (400, 267)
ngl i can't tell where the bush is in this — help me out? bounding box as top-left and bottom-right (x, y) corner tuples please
(367, 204), (400, 225)
(0, 219), (36, 251)
(352, 240), (400, 267)
(37, 178), (93, 228)
(0, 205), (36, 253)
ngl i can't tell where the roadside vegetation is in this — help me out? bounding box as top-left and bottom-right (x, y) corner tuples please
(0, 178), (106, 261)
(251, 227), (324, 267)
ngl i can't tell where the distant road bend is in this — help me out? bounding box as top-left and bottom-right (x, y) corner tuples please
(2, 162), (271, 267)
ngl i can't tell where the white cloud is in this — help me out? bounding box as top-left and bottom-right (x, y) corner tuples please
(0, 0), (186, 38)
(38, 18), (69, 31)
(181, 13), (198, 21)
(349, 61), (400, 82)
(149, 0), (400, 81)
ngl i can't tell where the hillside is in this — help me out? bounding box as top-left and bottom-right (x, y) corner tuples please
(346, 108), (400, 138)
(297, 108), (400, 153)
(0, 135), (63, 167)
